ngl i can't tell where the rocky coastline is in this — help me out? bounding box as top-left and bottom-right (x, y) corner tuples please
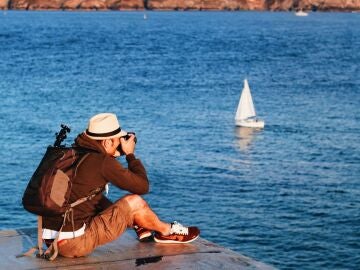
(0, 0), (359, 12)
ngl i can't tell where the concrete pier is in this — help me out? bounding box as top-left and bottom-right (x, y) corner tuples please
(0, 228), (275, 269)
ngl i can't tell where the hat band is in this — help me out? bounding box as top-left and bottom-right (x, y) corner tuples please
(86, 127), (122, 138)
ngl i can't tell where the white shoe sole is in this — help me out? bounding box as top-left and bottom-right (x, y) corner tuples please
(153, 234), (199, 244)
(138, 231), (153, 241)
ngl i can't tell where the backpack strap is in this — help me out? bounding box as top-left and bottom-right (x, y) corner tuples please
(37, 216), (44, 256)
(45, 209), (70, 261)
(16, 216), (44, 258)
(44, 186), (102, 261)
(70, 187), (103, 208)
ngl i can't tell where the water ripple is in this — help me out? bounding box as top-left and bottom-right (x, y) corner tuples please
(0, 11), (359, 270)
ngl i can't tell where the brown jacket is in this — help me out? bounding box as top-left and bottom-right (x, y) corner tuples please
(43, 133), (149, 231)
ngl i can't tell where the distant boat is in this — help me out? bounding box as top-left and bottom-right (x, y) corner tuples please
(235, 79), (265, 128)
(295, 10), (308, 16)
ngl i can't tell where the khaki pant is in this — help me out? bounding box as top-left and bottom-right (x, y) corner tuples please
(58, 198), (133, 257)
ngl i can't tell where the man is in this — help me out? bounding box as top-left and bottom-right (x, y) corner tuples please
(42, 113), (200, 258)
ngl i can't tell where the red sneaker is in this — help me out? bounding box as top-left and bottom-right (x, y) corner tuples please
(154, 221), (200, 244)
(134, 225), (153, 242)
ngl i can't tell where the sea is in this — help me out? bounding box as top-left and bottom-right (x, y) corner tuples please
(0, 10), (359, 269)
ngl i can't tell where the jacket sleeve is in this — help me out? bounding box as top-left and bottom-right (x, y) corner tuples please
(102, 154), (149, 195)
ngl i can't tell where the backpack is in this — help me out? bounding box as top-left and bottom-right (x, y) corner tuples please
(20, 125), (102, 260)
(22, 146), (90, 216)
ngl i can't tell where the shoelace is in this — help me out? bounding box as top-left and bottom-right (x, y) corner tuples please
(170, 221), (189, 235)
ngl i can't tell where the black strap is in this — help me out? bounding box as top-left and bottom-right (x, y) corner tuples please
(85, 127), (121, 138)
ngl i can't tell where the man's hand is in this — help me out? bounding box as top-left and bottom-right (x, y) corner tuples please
(120, 134), (136, 155)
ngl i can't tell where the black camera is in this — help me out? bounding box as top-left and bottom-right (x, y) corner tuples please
(122, 132), (137, 144)
(117, 132), (137, 155)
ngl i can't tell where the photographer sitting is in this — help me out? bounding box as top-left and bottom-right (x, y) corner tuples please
(42, 113), (200, 257)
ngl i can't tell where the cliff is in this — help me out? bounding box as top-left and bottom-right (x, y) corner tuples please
(1, 0), (144, 10)
(147, 0), (359, 11)
(0, 0), (359, 11)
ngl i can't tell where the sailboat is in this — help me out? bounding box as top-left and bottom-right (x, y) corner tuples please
(235, 79), (265, 128)
(295, 10), (308, 16)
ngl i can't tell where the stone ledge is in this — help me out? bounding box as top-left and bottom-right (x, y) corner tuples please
(0, 228), (275, 269)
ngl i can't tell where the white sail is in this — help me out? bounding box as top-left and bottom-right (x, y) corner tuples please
(235, 79), (265, 128)
(235, 79), (256, 121)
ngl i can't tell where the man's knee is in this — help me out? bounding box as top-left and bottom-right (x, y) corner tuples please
(122, 194), (148, 212)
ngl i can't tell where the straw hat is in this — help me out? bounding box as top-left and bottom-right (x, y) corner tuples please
(85, 113), (127, 140)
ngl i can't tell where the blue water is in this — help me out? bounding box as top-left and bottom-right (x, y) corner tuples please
(1, 11), (359, 269)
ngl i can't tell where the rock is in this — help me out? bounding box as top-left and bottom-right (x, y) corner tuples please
(265, 0), (360, 11)
(266, 0), (292, 10)
(247, 0), (266, 10)
(78, 0), (106, 10)
(62, 0), (82, 9)
(1, 228), (275, 270)
(27, 0), (63, 9)
(147, 0), (272, 11)
(106, 0), (144, 10)
(0, 0), (9, 9)
(301, 0), (360, 11)
(119, 0), (144, 9)
(9, 0), (29, 9)
(146, 0), (180, 10)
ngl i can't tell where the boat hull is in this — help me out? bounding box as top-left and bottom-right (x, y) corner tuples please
(295, 11), (308, 16)
(235, 119), (265, 128)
